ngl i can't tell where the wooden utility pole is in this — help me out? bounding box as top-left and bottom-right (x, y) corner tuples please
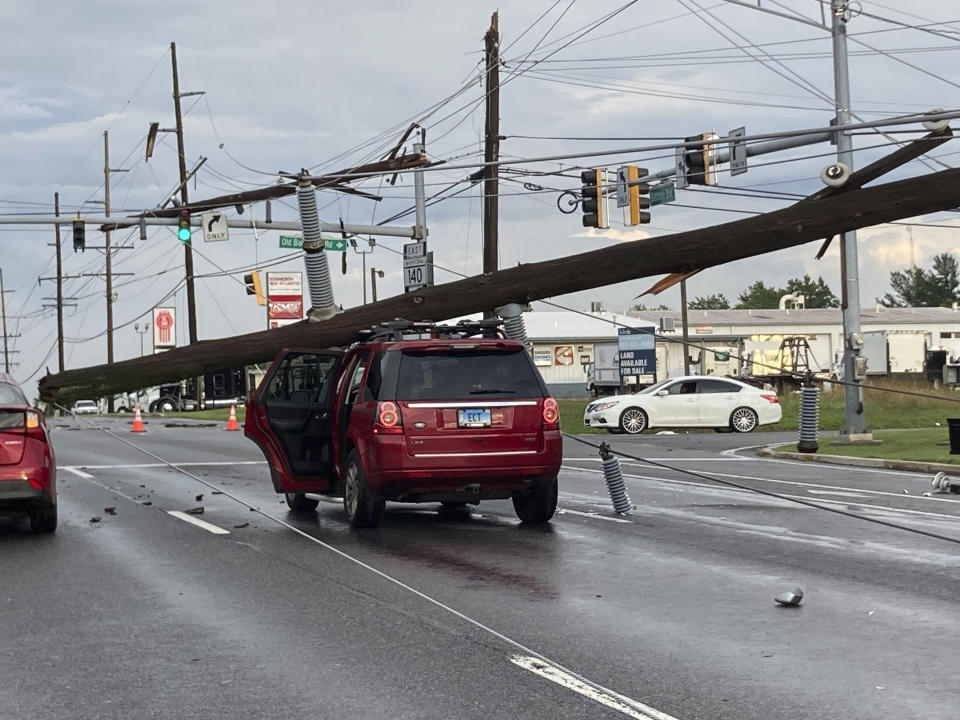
(171, 41), (202, 409)
(482, 12), (500, 277)
(38, 162), (960, 403)
(104, 131), (115, 412)
(54, 193), (64, 373)
(0, 269), (8, 373)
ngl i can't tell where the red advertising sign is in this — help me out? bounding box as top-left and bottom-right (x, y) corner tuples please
(265, 271), (304, 328)
(153, 307), (176, 348)
(267, 300), (304, 320)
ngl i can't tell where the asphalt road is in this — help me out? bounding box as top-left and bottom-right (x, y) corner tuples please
(2, 416), (958, 719)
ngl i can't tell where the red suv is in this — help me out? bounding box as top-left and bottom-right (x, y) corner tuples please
(244, 321), (562, 527)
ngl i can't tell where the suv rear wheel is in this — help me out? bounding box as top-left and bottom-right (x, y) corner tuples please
(285, 492), (320, 512)
(343, 450), (385, 528)
(512, 477), (558, 524)
(30, 503), (57, 534)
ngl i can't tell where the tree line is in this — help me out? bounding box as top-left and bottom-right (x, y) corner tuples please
(631, 253), (960, 311)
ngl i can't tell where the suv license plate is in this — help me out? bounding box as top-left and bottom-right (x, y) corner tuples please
(458, 408), (492, 427)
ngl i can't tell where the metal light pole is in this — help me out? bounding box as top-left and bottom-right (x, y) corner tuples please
(832, 0), (869, 439)
(134, 322), (149, 357)
(370, 268), (384, 303)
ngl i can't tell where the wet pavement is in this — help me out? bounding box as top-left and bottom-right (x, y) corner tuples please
(2, 418), (958, 719)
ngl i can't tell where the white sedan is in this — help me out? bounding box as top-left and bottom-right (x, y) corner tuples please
(583, 376), (782, 434)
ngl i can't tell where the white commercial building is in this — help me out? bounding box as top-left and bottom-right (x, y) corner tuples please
(524, 306), (960, 398)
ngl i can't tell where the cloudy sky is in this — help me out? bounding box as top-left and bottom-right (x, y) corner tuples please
(1, 0), (959, 397)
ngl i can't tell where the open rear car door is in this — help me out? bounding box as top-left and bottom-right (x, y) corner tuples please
(244, 349), (342, 493)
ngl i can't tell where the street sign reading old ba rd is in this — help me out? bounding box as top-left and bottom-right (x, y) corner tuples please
(278, 235), (348, 251)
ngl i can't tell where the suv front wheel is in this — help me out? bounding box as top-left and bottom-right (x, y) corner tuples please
(512, 477), (558, 524)
(343, 450), (385, 528)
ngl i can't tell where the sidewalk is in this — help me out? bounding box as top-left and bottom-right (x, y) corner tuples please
(758, 443), (960, 475)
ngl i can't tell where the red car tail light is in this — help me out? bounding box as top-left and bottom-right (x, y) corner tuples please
(761, 393), (779, 404)
(542, 397), (560, 429)
(373, 401), (403, 434)
(26, 410), (46, 440)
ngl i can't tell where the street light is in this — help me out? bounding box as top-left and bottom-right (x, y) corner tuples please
(134, 322), (149, 357)
(370, 268), (385, 303)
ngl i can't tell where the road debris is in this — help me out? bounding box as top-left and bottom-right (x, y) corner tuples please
(89, 516), (101, 523)
(233, 522), (249, 529)
(104, 507), (117, 515)
(931, 472), (960, 494)
(774, 587), (804, 607)
(184, 506), (204, 515)
(195, 494), (203, 502)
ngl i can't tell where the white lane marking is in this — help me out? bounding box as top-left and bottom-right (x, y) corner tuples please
(564, 459), (960, 506)
(166, 510), (231, 535)
(566, 456), (738, 462)
(559, 508), (632, 524)
(68, 460), (266, 469)
(60, 466), (95, 479)
(510, 655), (679, 720)
(806, 489), (868, 498)
(563, 465), (960, 522)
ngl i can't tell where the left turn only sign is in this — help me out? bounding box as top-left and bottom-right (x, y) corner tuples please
(202, 212), (229, 243)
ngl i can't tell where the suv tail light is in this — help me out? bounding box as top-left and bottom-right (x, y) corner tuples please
(760, 393), (779, 404)
(542, 397), (560, 430)
(373, 401), (403, 435)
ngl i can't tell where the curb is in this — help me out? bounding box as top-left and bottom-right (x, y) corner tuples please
(757, 445), (960, 475)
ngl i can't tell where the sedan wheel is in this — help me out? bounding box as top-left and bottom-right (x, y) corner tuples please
(730, 407), (759, 433)
(619, 407), (648, 435)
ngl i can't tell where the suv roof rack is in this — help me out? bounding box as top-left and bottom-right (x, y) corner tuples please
(357, 318), (505, 343)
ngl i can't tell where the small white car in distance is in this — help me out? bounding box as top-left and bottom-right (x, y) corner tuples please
(583, 376), (782, 434)
(72, 399), (99, 415)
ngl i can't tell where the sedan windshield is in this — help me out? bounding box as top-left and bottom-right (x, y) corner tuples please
(633, 379), (672, 395)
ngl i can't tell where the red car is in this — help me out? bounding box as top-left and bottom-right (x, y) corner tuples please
(0, 373), (57, 533)
(244, 321), (562, 528)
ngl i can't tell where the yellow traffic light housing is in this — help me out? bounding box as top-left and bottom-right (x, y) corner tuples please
(244, 270), (265, 306)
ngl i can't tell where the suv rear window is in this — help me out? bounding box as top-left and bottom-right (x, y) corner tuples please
(395, 349), (542, 401)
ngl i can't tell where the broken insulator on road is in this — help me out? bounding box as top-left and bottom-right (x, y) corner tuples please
(599, 442), (632, 515)
(797, 380), (820, 453)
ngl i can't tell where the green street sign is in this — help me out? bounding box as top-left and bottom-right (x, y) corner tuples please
(650, 183), (676, 206)
(278, 235), (348, 252)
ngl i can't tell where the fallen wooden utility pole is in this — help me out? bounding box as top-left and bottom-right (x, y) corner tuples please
(39, 165), (960, 404)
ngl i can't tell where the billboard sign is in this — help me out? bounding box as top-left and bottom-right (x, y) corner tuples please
(266, 272), (303, 327)
(617, 326), (656, 379)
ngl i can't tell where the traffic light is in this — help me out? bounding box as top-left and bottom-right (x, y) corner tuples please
(580, 169), (605, 229)
(72, 219), (85, 252)
(244, 270), (265, 306)
(177, 209), (192, 243)
(684, 133), (713, 186)
(626, 165), (651, 225)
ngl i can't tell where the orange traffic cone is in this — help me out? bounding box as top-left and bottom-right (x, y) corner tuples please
(131, 404), (146, 433)
(226, 404), (240, 431)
